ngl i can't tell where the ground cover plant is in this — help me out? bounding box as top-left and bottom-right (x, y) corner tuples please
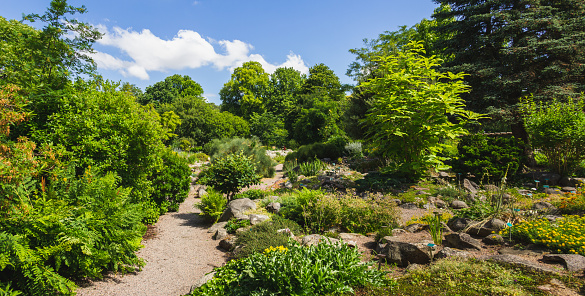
(189, 241), (389, 296)
(233, 216), (303, 259)
(195, 189), (228, 223)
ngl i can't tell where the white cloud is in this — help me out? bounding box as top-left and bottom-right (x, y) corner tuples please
(91, 26), (309, 80)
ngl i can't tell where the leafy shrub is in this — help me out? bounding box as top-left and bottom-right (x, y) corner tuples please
(278, 188), (326, 224)
(205, 137), (275, 178)
(234, 216), (303, 258)
(285, 141), (345, 163)
(191, 241), (387, 296)
(345, 141), (364, 159)
(151, 148), (191, 212)
(297, 159), (326, 176)
(523, 96), (585, 176)
(506, 215), (585, 255)
(249, 111), (288, 147)
(198, 152), (261, 201)
(233, 189), (268, 200)
(338, 194), (399, 234)
(354, 171), (406, 193)
(195, 189), (228, 223)
(225, 219), (251, 234)
(453, 134), (525, 181)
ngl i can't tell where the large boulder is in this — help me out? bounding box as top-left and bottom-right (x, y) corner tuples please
(219, 198), (257, 222)
(447, 217), (474, 232)
(249, 214), (270, 225)
(543, 254), (585, 272)
(444, 233), (482, 250)
(379, 236), (438, 267)
(207, 222), (228, 234)
(219, 235), (237, 251)
(463, 179), (479, 194)
(301, 234), (339, 246)
(467, 218), (506, 237)
(450, 200), (469, 209)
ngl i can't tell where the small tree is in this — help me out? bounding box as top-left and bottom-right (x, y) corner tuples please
(523, 96), (585, 176)
(361, 42), (484, 177)
(198, 152), (261, 201)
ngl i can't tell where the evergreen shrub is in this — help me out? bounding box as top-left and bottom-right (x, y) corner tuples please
(151, 148), (191, 212)
(204, 137), (275, 178)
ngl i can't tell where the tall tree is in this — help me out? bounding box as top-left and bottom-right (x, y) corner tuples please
(142, 74), (204, 105)
(220, 61), (270, 119)
(433, 0), (585, 121)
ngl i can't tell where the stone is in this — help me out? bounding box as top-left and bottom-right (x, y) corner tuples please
(391, 199), (402, 206)
(438, 171), (450, 178)
(447, 217), (473, 232)
(537, 278), (580, 296)
(444, 233), (482, 250)
(483, 184), (499, 192)
(433, 199), (447, 209)
(435, 247), (471, 259)
(277, 228), (295, 238)
(416, 190), (431, 195)
(190, 272), (216, 292)
(249, 214), (270, 225)
(517, 189), (533, 196)
(301, 234), (340, 246)
(213, 228), (228, 240)
(450, 200), (469, 209)
(392, 229), (407, 236)
(404, 263), (423, 272)
(498, 247), (547, 256)
(207, 222), (228, 233)
(399, 202), (419, 210)
(467, 218), (507, 237)
(339, 233), (364, 241)
(197, 187), (208, 198)
(545, 215), (563, 222)
(483, 234), (505, 245)
(284, 181), (293, 189)
(266, 202), (281, 213)
(219, 198), (257, 222)
(219, 235), (237, 251)
(404, 223), (428, 233)
(480, 254), (559, 273)
(561, 186), (577, 192)
(542, 254), (585, 272)
(532, 201), (557, 211)
(380, 236), (438, 267)
(463, 178), (479, 194)
(544, 188), (562, 195)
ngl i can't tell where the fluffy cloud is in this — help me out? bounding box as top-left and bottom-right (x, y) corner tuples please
(91, 26), (309, 80)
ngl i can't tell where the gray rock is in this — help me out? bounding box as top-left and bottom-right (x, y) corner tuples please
(436, 247), (471, 259)
(543, 254), (585, 272)
(416, 190), (431, 195)
(339, 233), (364, 241)
(249, 214), (270, 225)
(434, 199), (447, 209)
(207, 222), (228, 233)
(447, 217), (473, 232)
(197, 187), (208, 197)
(498, 247), (547, 256)
(444, 233), (482, 250)
(483, 184), (499, 192)
(463, 178), (479, 194)
(480, 254), (559, 273)
(422, 203), (436, 210)
(544, 187), (562, 195)
(284, 181), (293, 189)
(438, 171), (450, 178)
(404, 223), (429, 233)
(219, 235), (237, 251)
(213, 228), (228, 240)
(301, 234), (339, 246)
(380, 237), (438, 267)
(190, 272), (216, 292)
(561, 186), (577, 192)
(219, 198), (257, 222)
(483, 234), (505, 245)
(545, 215), (563, 222)
(399, 202), (419, 210)
(266, 202), (281, 213)
(467, 218), (507, 237)
(276, 228), (295, 238)
(450, 200), (469, 209)
(517, 189), (533, 196)
(391, 199), (402, 206)
(392, 229), (407, 236)
(532, 201), (557, 211)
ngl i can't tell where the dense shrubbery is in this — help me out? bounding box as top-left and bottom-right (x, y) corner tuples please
(205, 137), (275, 178)
(453, 134), (525, 180)
(198, 152), (261, 201)
(284, 140), (346, 163)
(151, 148), (191, 212)
(234, 216), (303, 258)
(278, 188), (398, 234)
(195, 189), (228, 223)
(190, 241), (387, 296)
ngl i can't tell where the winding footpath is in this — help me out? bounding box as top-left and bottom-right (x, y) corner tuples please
(76, 191), (227, 296)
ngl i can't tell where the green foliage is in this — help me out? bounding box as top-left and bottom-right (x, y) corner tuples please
(141, 74), (204, 106)
(205, 137), (275, 178)
(285, 141), (345, 164)
(195, 189), (228, 223)
(453, 134), (525, 180)
(354, 172), (406, 193)
(345, 142), (364, 159)
(361, 42), (484, 177)
(234, 216), (303, 259)
(199, 152), (261, 201)
(225, 219), (251, 234)
(220, 61), (270, 119)
(425, 212), (444, 245)
(297, 159), (326, 177)
(234, 189), (268, 200)
(249, 112), (288, 147)
(523, 97), (585, 176)
(190, 241), (387, 296)
(507, 215), (585, 255)
(151, 148), (191, 212)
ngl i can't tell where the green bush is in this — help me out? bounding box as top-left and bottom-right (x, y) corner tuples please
(453, 134), (525, 181)
(345, 141), (364, 159)
(198, 152), (261, 201)
(297, 159), (326, 177)
(151, 148), (191, 212)
(190, 241), (387, 296)
(523, 96), (585, 176)
(234, 216), (303, 258)
(195, 189), (228, 223)
(234, 189), (268, 200)
(225, 219), (251, 234)
(285, 141), (345, 163)
(205, 137), (276, 178)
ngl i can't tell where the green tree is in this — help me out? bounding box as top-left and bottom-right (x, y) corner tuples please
(199, 152), (261, 201)
(432, 0), (585, 129)
(141, 74), (204, 106)
(265, 67), (304, 116)
(220, 61), (270, 119)
(361, 42), (484, 177)
(249, 112), (288, 147)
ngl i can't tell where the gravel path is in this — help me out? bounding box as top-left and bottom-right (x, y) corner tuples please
(77, 190), (227, 296)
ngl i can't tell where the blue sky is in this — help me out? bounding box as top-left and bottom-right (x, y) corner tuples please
(3, 0), (439, 104)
